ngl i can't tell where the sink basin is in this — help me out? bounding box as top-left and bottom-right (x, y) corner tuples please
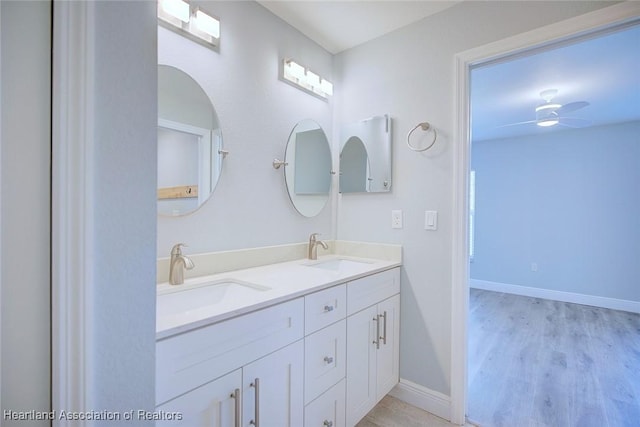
(157, 279), (270, 317)
(304, 258), (372, 271)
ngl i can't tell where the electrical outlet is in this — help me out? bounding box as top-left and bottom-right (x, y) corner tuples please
(391, 210), (403, 229)
(531, 262), (538, 272)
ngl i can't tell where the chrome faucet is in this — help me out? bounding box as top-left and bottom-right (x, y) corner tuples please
(308, 233), (328, 260)
(169, 243), (195, 285)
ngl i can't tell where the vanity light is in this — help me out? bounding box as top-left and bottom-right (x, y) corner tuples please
(320, 79), (333, 97)
(284, 60), (306, 81)
(306, 70), (321, 88)
(193, 8), (220, 40)
(158, 0), (190, 26)
(282, 59), (333, 99)
(157, 0), (220, 49)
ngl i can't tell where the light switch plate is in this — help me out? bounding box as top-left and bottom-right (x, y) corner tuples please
(391, 210), (403, 229)
(425, 210), (437, 230)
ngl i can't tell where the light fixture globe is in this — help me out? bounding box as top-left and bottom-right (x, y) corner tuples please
(536, 110), (559, 127)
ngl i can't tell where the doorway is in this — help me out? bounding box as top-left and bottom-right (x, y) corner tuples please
(450, 3), (640, 425)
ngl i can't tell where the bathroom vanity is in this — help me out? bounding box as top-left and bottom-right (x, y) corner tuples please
(155, 250), (401, 427)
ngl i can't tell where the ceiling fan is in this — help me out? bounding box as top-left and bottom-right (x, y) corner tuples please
(501, 89), (591, 129)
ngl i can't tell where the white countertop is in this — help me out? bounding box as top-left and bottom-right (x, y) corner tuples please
(156, 254), (401, 340)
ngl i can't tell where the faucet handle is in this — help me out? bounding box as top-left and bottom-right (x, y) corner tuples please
(309, 233), (321, 241)
(171, 243), (187, 256)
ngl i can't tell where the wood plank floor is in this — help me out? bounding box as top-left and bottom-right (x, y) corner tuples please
(468, 289), (640, 427)
(356, 395), (476, 427)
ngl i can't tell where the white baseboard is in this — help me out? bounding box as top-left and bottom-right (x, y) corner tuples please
(470, 279), (640, 314)
(389, 379), (451, 422)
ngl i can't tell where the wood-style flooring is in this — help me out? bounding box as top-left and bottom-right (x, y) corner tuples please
(356, 395), (476, 427)
(468, 289), (640, 427)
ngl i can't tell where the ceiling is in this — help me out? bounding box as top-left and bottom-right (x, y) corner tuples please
(258, 0), (461, 54)
(257, 2), (640, 141)
(471, 23), (640, 141)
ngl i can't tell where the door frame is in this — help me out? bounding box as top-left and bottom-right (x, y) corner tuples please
(450, 2), (640, 424)
(51, 1), (95, 424)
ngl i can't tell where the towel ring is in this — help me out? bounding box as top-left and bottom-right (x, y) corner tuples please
(407, 122), (437, 152)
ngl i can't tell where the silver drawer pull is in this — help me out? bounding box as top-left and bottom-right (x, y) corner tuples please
(324, 305), (334, 312)
(250, 378), (260, 426)
(323, 356), (334, 364)
(230, 388), (240, 427)
(380, 311), (388, 345)
(323, 421), (333, 427)
(373, 315), (380, 349)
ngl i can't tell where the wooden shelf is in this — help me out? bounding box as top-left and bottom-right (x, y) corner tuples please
(158, 185), (198, 200)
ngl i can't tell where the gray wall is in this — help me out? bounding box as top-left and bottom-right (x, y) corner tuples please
(157, 0), (334, 257)
(471, 121), (640, 302)
(334, 1), (613, 396)
(90, 1), (158, 421)
(1, 1), (51, 423)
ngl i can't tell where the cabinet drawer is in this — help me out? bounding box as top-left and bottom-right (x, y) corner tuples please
(304, 379), (346, 427)
(156, 298), (304, 405)
(304, 320), (346, 404)
(305, 284), (346, 334)
(347, 268), (399, 315)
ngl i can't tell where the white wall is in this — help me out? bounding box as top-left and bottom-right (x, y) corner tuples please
(1, 1), (51, 424)
(157, 0), (335, 258)
(471, 121), (640, 302)
(334, 0), (613, 397)
(90, 1), (157, 420)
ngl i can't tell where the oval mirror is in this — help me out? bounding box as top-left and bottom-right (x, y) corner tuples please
(157, 65), (224, 216)
(283, 120), (332, 217)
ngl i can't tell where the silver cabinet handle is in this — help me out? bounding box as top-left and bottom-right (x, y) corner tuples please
(324, 305), (334, 312)
(230, 388), (240, 427)
(250, 378), (260, 426)
(380, 311), (387, 345)
(323, 421), (334, 427)
(373, 315), (380, 349)
(323, 356), (334, 364)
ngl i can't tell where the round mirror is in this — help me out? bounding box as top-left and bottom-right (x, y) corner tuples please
(284, 120), (332, 217)
(157, 65), (224, 216)
(339, 136), (370, 192)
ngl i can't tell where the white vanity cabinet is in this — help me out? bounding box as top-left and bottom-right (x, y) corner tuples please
(157, 342), (303, 427)
(156, 298), (304, 427)
(303, 285), (348, 427)
(242, 340), (304, 427)
(345, 269), (400, 426)
(156, 369), (241, 427)
(156, 266), (400, 427)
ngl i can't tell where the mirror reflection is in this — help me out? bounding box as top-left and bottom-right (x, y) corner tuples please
(284, 119), (332, 217)
(339, 136), (370, 192)
(339, 114), (392, 193)
(157, 65), (224, 216)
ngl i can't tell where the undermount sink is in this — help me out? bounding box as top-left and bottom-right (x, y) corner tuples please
(157, 279), (271, 317)
(304, 258), (372, 271)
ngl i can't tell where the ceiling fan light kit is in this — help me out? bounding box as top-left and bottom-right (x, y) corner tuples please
(499, 88), (591, 130)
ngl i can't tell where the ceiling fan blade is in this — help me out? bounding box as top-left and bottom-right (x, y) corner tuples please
(495, 119), (537, 128)
(557, 101), (589, 114)
(558, 117), (591, 128)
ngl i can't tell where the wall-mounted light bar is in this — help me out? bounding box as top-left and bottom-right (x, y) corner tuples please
(158, 0), (220, 49)
(283, 59), (333, 99)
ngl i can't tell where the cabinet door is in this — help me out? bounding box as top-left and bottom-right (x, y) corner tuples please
(345, 305), (377, 427)
(242, 340), (304, 427)
(375, 294), (400, 400)
(156, 369), (241, 427)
